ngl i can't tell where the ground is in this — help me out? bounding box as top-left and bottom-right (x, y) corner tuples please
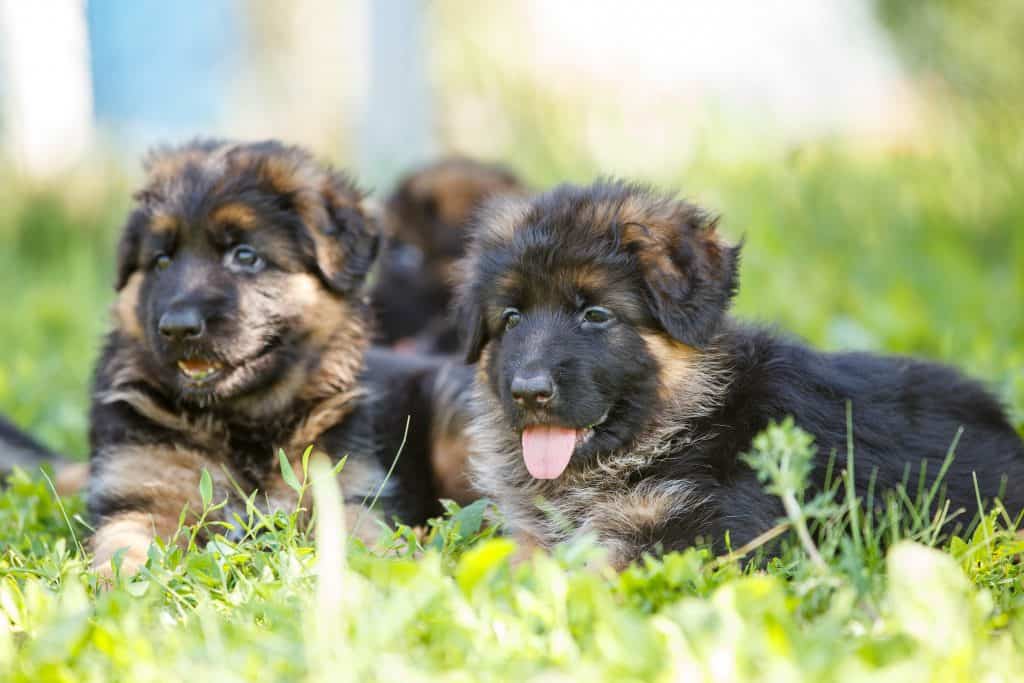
(1, 140), (1022, 681)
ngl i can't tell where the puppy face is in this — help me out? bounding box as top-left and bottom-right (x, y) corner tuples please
(457, 181), (738, 480)
(112, 140), (378, 409)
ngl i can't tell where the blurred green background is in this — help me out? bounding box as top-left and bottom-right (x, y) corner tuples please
(0, 0), (1021, 458)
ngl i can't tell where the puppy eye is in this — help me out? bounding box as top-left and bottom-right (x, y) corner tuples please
(153, 253), (172, 271)
(502, 307), (522, 331)
(226, 244), (265, 273)
(582, 306), (613, 326)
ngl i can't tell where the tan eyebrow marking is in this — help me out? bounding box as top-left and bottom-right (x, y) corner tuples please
(210, 202), (259, 229)
(149, 212), (179, 235)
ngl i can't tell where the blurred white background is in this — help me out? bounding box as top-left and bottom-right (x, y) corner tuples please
(0, 0), (918, 185)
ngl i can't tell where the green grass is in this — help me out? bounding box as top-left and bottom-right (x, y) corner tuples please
(2, 419), (1023, 681)
(1, 121), (1023, 679)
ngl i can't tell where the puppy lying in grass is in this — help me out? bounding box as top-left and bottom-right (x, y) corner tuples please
(454, 179), (1024, 569)
(88, 139), (471, 578)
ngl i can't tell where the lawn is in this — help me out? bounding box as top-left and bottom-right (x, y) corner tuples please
(1, 128), (1023, 681)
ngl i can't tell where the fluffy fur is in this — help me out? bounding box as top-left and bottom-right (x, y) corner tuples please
(456, 179), (1024, 569)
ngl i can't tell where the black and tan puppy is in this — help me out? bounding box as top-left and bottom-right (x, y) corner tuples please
(89, 140), (468, 577)
(456, 180), (1024, 568)
(372, 158), (525, 354)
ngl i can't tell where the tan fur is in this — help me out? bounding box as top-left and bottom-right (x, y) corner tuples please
(494, 270), (522, 299)
(91, 512), (158, 579)
(298, 321), (368, 402)
(615, 199), (727, 284)
(570, 266), (612, 294)
(210, 202), (260, 229)
(89, 444), (235, 571)
(640, 332), (700, 401)
(148, 212), (179, 236)
(583, 481), (714, 569)
(288, 389), (362, 452)
(394, 158), (526, 241)
(427, 363), (477, 505)
(113, 272), (145, 341)
(430, 434), (474, 505)
(54, 462), (89, 497)
(405, 164), (516, 227)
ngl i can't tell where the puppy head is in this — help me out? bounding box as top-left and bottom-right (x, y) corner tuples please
(383, 157), (524, 285)
(456, 180), (739, 479)
(112, 139), (379, 410)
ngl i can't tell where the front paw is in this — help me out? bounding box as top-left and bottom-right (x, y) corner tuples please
(90, 513), (155, 584)
(92, 545), (149, 586)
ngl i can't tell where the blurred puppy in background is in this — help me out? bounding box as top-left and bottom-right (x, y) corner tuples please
(371, 157), (525, 354)
(0, 415), (87, 495)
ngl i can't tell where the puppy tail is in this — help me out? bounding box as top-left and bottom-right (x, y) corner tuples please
(0, 414), (88, 496)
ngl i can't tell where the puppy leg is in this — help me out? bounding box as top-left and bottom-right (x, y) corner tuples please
(89, 444), (232, 578)
(91, 511), (163, 579)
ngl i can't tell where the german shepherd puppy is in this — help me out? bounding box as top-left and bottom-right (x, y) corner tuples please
(0, 415), (88, 495)
(455, 180), (1024, 568)
(89, 140), (467, 577)
(372, 158), (524, 354)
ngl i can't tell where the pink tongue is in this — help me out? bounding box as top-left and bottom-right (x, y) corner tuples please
(521, 426), (578, 479)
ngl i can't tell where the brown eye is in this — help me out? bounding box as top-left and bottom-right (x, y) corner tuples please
(154, 253), (172, 270)
(502, 308), (521, 331)
(582, 306), (613, 327)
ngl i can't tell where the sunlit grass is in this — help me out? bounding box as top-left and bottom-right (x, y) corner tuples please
(3, 415), (1024, 681)
(1, 86), (1022, 681)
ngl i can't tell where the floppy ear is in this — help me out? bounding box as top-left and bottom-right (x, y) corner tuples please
(114, 208), (147, 291)
(293, 174), (380, 296)
(316, 181), (381, 294)
(249, 144), (380, 295)
(624, 209), (740, 348)
(453, 263), (489, 364)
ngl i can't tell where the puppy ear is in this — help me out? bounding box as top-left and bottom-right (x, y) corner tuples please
(453, 264), (489, 363)
(114, 208), (147, 291)
(283, 172), (379, 296)
(249, 145), (380, 295)
(311, 177), (381, 294)
(624, 207), (740, 348)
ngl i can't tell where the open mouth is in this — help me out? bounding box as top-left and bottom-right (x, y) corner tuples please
(520, 410), (610, 480)
(177, 358), (224, 385)
(173, 335), (286, 394)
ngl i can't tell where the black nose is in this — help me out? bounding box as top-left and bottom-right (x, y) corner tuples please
(511, 371), (555, 408)
(158, 307), (205, 342)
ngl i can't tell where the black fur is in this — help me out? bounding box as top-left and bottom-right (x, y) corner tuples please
(0, 415), (59, 477)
